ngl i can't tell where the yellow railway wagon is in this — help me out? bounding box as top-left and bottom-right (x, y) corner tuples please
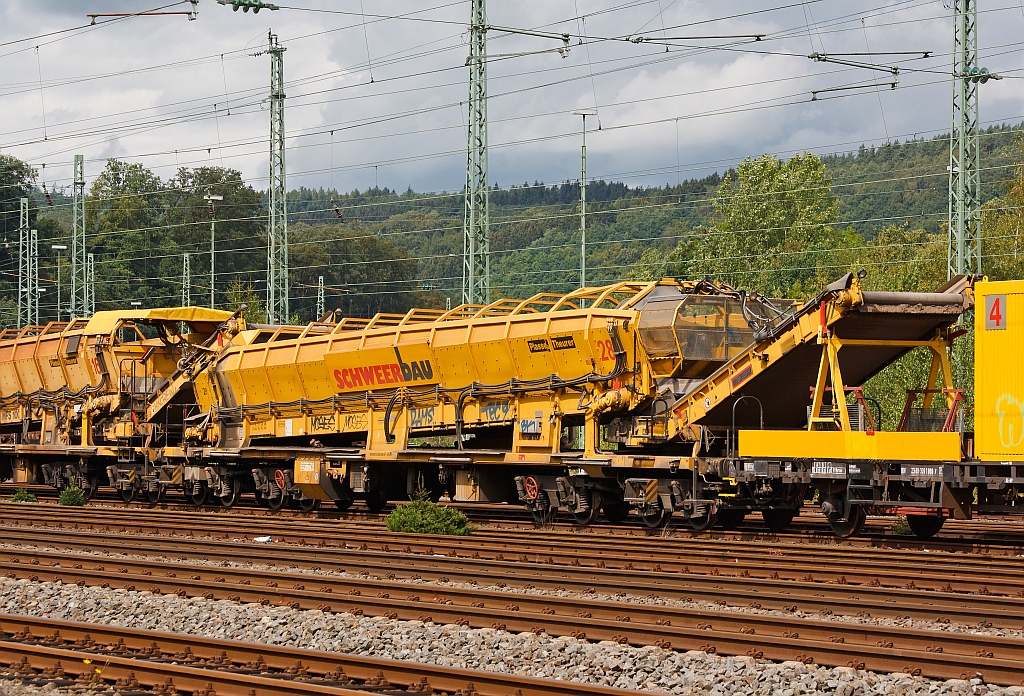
(0, 308), (232, 496)
(189, 279), (764, 518)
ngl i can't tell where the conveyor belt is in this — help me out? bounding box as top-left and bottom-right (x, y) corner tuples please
(672, 275), (971, 430)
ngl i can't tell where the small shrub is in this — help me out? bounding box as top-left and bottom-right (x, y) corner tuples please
(890, 515), (912, 535)
(11, 488), (36, 503)
(386, 499), (475, 536)
(58, 485), (85, 507)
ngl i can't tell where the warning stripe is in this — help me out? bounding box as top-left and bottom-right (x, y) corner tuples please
(644, 479), (658, 504)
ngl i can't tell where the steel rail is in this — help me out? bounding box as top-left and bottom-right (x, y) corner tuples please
(0, 614), (647, 696)
(2, 526), (1023, 627)
(7, 500), (1023, 564)
(1, 545), (1022, 684)
(2, 506), (1023, 595)
(3, 491), (1023, 550)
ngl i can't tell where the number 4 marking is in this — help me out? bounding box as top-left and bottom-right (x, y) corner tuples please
(990, 298), (1002, 325)
(986, 294), (1007, 331)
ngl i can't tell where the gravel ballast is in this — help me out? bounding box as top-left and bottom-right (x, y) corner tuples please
(1, 578), (1021, 695)
(1, 542), (1015, 640)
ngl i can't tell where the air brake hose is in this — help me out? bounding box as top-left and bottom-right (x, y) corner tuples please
(383, 390), (401, 444)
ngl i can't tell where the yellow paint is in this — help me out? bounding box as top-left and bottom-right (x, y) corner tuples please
(324, 344), (437, 392)
(975, 280), (1024, 459)
(294, 455), (333, 500)
(82, 307), (233, 335)
(739, 429), (963, 461)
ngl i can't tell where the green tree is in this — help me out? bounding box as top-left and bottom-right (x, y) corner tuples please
(165, 166), (266, 309)
(0, 156), (38, 326)
(225, 281), (268, 324)
(651, 153), (850, 297)
(288, 222), (442, 320)
(87, 159), (164, 307)
(0, 154), (37, 242)
(981, 135), (1024, 281)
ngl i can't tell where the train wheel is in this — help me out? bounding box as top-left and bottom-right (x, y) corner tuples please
(687, 508), (718, 532)
(717, 509), (747, 530)
(762, 509), (796, 533)
(364, 491), (387, 513)
(83, 476), (99, 501)
(906, 515), (944, 539)
(571, 490), (602, 526)
(145, 486), (165, 505)
(218, 482), (241, 508)
(186, 483), (209, 507)
(602, 502), (629, 524)
(826, 506), (865, 538)
(254, 491), (269, 508)
(334, 498), (354, 511)
(296, 497), (321, 512)
(637, 506), (670, 529)
(119, 487), (136, 503)
(266, 492), (288, 510)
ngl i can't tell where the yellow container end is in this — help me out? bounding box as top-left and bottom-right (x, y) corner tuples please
(739, 430), (962, 461)
(974, 280), (1024, 460)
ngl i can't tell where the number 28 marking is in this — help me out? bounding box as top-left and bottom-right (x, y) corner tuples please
(597, 338), (615, 361)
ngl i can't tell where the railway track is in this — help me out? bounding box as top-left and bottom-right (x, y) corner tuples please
(3, 504), (1023, 596)
(4, 483), (1024, 550)
(0, 613), (644, 696)
(1, 514), (1022, 684)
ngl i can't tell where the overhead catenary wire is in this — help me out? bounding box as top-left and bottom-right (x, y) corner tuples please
(2, 1), (1021, 263)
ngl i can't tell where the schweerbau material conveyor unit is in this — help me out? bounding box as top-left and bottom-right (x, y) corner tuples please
(3, 269), (1023, 539)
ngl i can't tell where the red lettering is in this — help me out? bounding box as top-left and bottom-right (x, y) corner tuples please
(351, 367), (363, 387)
(358, 366), (374, 385)
(390, 363), (402, 382)
(341, 369), (353, 389)
(372, 364), (385, 384)
(333, 369), (345, 390)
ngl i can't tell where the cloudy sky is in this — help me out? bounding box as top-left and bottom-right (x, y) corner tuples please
(2, 0), (1023, 197)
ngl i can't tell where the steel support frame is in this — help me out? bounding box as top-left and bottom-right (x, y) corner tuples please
(808, 335), (956, 432)
(85, 253), (95, 315)
(267, 30), (289, 323)
(17, 198), (28, 328)
(947, 0), (981, 278)
(182, 253), (191, 307)
(72, 154), (86, 317)
(462, 0), (489, 306)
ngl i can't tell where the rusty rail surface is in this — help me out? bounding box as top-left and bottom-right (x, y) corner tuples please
(2, 505), (1022, 595)
(0, 535), (1021, 685)
(3, 489), (1024, 550)
(0, 614), (647, 696)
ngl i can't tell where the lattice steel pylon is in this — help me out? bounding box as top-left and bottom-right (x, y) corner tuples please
(85, 253), (95, 315)
(72, 154), (86, 317)
(266, 30), (289, 323)
(182, 253), (191, 307)
(17, 198), (28, 328)
(462, 0), (489, 305)
(18, 217), (39, 327)
(316, 275), (325, 319)
(948, 0), (981, 278)
(29, 228), (38, 325)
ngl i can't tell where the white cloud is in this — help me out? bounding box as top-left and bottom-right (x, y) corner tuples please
(1, 0), (1022, 195)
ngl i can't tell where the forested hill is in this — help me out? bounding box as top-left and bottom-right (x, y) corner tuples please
(821, 123), (1020, 238)
(2, 121), (1020, 327)
(284, 121), (1022, 302)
